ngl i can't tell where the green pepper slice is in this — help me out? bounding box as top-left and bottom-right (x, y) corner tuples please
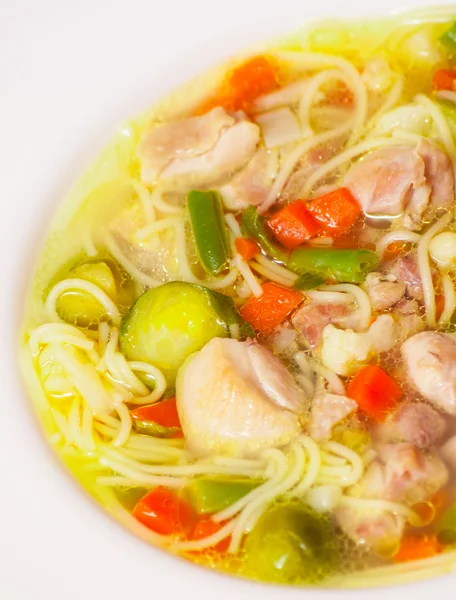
(288, 247), (379, 283)
(185, 478), (260, 514)
(241, 205), (288, 263)
(187, 190), (230, 276)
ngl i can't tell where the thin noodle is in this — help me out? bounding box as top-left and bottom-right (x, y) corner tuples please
(439, 272), (456, 325)
(417, 213), (452, 326)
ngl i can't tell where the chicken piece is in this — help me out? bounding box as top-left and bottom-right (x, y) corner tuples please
(219, 148), (278, 211)
(176, 337), (306, 457)
(392, 298), (424, 341)
(138, 107), (234, 183)
(337, 442), (448, 548)
(160, 121), (260, 184)
(291, 302), (351, 349)
(335, 505), (405, 549)
(375, 402), (447, 449)
(344, 145), (428, 218)
(321, 314), (397, 376)
(309, 392), (358, 441)
(416, 139), (454, 212)
(402, 332), (456, 415)
(344, 141), (454, 230)
(363, 272), (405, 311)
(386, 252), (423, 301)
(375, 443), (448, 504)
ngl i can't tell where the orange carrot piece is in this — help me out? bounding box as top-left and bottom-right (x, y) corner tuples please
(307, 187), (361, 236)
(133, 487), (196, 537)
(347, 365), (402, 422)
(267, 201), (321, 249)
(394, 535), (442, 563)
(433, 68), (456, 91)
(239, 282), (303, 333)
(192, 518), (230, 552)
(198, 55), (279, 113)
(235, 237), (260, 261)
(131, 397), (181, 430)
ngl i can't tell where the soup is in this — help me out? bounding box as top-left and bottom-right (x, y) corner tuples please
(20, 7), (456, 588)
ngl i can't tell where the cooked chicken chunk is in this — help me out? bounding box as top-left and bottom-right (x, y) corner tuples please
(386, 252), (423, 301)
(291, 302), (351, 349)
(344, 141), (454, 230)
(309, 392), (358, 441)
(219, 148), (278, 211)
(363, 272), (405, 312)
(176, 338), (306, 457)
(375, 402), (446, 449)
(138, 108), (260, 185)
(402, 332), (456, 415)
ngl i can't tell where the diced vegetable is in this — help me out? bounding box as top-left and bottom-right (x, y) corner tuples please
(241, 205), (288, 263)
(432, 68), (456, 91)
(288, 247), (379, 283)
(133, 487), (196, 536)
(347, 365), (402, 422)
(267, 201), (321, 249)
(335, 429), (370, 454)
(394, 535), (442, 563)
(199, 55), (279, 114)
(306, 188), (361, 236)
(429, 231), (456, 268)
(187, 191), (230, 276)
(185, 478), (259, 514)
(191, 518), (230, 552)
(56, 261), (117, 327)
(255, 107), (303, 149)
(243, 505), (337, 584)
(239, 282), (303, 333)
(440, 22), (456, 52)
(120, 282), (238, 382)
(130, 397), (182, 438)
(235, 237), (260, 261)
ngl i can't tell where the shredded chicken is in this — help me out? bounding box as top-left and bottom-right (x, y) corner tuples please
(291, 302), (351, 349)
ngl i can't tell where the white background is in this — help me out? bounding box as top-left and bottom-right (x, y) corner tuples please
(1, 0), (454, 598)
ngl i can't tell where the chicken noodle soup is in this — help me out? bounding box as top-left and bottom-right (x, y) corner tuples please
(21, 6), (456, 587)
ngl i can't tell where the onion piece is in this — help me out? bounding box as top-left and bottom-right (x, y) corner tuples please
(255, 107), (303, 149)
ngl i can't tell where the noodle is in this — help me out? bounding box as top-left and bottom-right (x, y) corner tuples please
(377, 229), (422, 256)
(439, 272), (456, 325)
(417, 213), (452, 326)
(321, 284), (372, 331)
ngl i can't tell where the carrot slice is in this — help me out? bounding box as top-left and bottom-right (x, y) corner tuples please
(267, 201), (321, 249)
(307, 187), (361, 236)
(192, 518), (230, 552)
(239, 282), (303, 333)
(394, 535), (442, 563)
(346, 365), (402, 422)
(133, 487), (196, 536)
(235, 237), (260, 261)
(198, 55), (279, 113)
(433, 68), (456, 91)
(131, 397), (181, 429)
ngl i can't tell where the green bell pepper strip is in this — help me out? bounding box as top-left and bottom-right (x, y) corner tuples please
(187, 190), (230, 276)
(185, 478), (260, 514)
(132, 419), (181, 438)
(294, 272), (326, 291)
(440, 22), (456, 52)
(241, 205), (288, 263)
(287, 248), (379, 284)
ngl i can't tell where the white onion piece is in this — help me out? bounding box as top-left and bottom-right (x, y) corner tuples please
(255, 108), (303, 149)
(305, 485), (342, 512)
(252, 80), (308, 113)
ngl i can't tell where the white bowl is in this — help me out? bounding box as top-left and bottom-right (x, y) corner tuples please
(2, 0), (455, 598)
